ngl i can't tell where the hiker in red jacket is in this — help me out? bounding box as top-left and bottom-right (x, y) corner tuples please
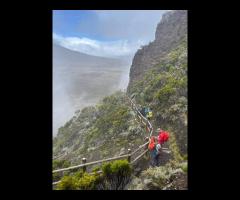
(148, 137), (161, 167)
(157, 128), (170, 145)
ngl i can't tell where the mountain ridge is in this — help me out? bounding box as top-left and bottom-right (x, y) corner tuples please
(53, 43), (124, 67)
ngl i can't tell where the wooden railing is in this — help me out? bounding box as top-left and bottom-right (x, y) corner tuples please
(53, 95), (154, 186)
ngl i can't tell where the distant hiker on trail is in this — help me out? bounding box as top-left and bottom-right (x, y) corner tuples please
(146, 107), (153, 120)
(140, 106), (146, 117)
(148, 136), (161, 167)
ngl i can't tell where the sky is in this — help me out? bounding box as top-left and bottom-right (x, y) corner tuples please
(53, 10), (169, 58)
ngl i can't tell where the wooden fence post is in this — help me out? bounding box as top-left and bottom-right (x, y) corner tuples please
(127, 149), (131, 162)
(145, 137), (149, 150)
(82, 157), (87, 172)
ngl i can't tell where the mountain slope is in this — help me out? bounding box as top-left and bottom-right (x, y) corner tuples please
(53, 10), (188, 190)
(128, 36), (187, 155)
(127, 10), (187, 156)
(53, 91), (146, 166)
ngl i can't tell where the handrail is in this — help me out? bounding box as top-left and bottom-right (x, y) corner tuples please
(53, 154), (130, 173)
(128, 97), (153, 135)
(130, 149), (149, 164)
(53, 180), (61, 186)
(130, 141), (149, 156)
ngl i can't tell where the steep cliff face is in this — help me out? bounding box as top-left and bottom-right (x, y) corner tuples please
(127, 10), (187, 93)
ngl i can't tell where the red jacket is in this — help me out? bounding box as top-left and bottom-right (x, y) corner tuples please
(148, 136), (155, 150)
(158, 131), (169, 144)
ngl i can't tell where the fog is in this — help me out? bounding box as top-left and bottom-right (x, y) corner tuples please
(53, 44), (131, 137)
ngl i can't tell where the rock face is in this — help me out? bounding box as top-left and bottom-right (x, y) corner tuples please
(127, 10), (187, 93)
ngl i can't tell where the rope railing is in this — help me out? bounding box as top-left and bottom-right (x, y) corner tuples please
(52, 95), (154, 185)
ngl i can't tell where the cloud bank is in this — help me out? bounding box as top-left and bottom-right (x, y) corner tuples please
(53, 33), (145, 58)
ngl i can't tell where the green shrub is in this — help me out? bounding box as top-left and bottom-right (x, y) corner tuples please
(101, 159), (132, 190)
(102, 162), (112, 177)
(102, 160), (131, 176)
(56, 160), (132, 190)
(76, 173), (97, 190)
(56, 171), (99, 190)
(56, 176), (78, 190)
(92, 166), (101, 173)
(74, 169), (85, 178)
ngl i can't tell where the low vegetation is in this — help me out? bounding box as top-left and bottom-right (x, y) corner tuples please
(55, 159), (132, 190)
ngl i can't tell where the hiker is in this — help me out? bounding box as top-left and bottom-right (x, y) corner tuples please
(154, 143), (161, 166)
(140, 106), (146, 117)
(146, 107), (153, 120)
(157, 128), (170, 146)
(148, 136), (161, 167)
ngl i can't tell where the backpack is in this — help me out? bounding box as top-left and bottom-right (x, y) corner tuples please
(158, 131), (170, 144)
(148, 111), (153, 118)
(148, 136), (155, 150)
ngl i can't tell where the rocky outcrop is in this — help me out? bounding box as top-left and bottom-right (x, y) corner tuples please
(127, 10), (187, 93)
